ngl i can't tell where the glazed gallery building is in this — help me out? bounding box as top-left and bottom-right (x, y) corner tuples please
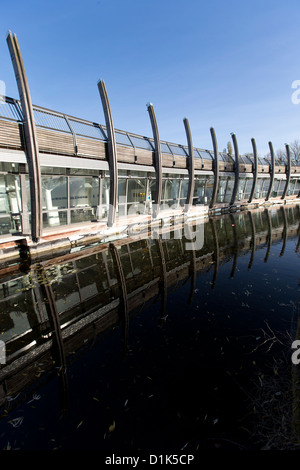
(1, 92), (300, 242)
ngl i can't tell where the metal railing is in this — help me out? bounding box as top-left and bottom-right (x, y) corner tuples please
(0, 95), (215, 163)
(2, 94), (300, 168)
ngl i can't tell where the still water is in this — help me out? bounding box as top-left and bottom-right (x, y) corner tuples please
(0, 205), (300, 452)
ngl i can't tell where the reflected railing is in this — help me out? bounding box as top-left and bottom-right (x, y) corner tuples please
(0, 205), (299, 415)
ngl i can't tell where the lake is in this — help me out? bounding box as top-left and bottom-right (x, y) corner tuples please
(0, 205), (300, 453)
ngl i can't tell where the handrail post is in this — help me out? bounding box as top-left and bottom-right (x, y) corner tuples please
(183, 117), (194, 211)
(97, 80), (117, 227)
(147, 103), (162, 219)
(266, 141), (275, 201)
(209, 127), (219, 208)
(6, 32), (42, 242)
(282, 143), (291, 199)
(248, 137), (258, 203)
(64, 115), (78, 155)
(230, 132), (240, 206)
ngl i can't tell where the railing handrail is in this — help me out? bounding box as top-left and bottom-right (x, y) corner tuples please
(0, 94), (217, 161)
(1, 94), (299, 166)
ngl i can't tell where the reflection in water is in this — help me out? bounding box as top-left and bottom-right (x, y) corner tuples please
(0, 205), (300, 450)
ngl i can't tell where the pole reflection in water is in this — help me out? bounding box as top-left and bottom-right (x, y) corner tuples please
(0, 205), (300, 451)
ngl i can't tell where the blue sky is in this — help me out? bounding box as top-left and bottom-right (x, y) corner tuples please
(0, 0), (299, 156)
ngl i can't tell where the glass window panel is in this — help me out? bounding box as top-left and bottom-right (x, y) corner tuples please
(115, 132), (132, 146)
(222, 153), (234, 163)
(223, 177), (234, 203)
(43, 210), (67, 228)
(193, 177), (209, 204)
(179, 179), (189, 205)
(295, 179), (300, 194)
(148, 178), (157, 204)
(69, 120), (105, 140)
(42, 176), (67, 210)
(271, 179), (280, 197)
(33, 110), (71, 132)
(129, 136), (153, 150)
(130, 170), (148, 178)
(164, 178), (180, 203)
(118, 179), (127, 212)
(244, 178), (253, 199)
(69, 176), (99, 209)
(288, 178), (297, 195)
(0, 174), (22, 233)
(254, 178), (264, 199)
(0, 175), (10, 213)
(193, 149), (201, 158)
(0, 100), (23, 121)
(41, 166), (67, 175)
(161, 143), (172, 154)
(278, 179), (286, 195)
(261, 177), (270, 197)
(69, 168), (99, 176)
(71, 208), (96, 223)
(217, 176), (228, 203)
(237, 177), (250, 201)
(3, 174), (22, 214)
(99, 177), (110, 219)
(169, 145), (187, 156)
(199, 151), (213, 160)
(0, 162), (19, 173)
(127, 178), (147, 203)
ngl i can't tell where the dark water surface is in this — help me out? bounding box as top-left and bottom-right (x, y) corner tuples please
(1, 205), (300, 452)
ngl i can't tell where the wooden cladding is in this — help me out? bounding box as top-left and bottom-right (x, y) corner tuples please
(0, 120), (24, 149)
(36, 128), (75, 155)
(0, 118), (293, 177)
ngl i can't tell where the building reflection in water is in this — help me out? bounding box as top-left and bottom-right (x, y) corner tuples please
(0, 204), (300, 425)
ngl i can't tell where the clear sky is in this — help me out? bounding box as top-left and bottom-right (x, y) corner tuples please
(0, 0), (299, 156)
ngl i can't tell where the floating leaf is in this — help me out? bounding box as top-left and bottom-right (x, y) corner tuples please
(109, 420), (116, 433)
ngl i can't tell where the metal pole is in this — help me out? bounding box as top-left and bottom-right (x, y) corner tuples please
(230, 133), (240, 206)
(209, 127), (219, 208)
(266, 141), (275, 201)
(6, 32), (42, 242)
(282, 144), (291, 200)
(248, 138), (258, 203)
(147, 103), (162, 219)
(183, 118), (195, 211)
(97, 80), (117, 227)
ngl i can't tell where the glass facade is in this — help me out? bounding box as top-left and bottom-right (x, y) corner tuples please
(193, 175), (214, 205)
(0, 160), (300, 237)
(254, 177), (269, 199)
(236, 177), (253, 202)
(41, 173), (100, 227)
(271, 178), (286, 198)
(0, 173), (22, 235)
(117, 171), (149, 216)
(217, 175), (235, 203)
